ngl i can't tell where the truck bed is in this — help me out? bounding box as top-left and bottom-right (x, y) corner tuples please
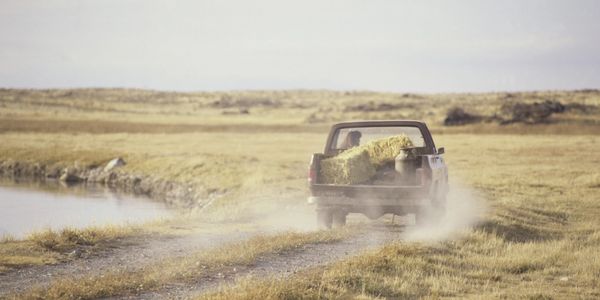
(307, 120), (447, 226)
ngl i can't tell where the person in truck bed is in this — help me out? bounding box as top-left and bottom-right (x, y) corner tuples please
(339, 130), (362, 149)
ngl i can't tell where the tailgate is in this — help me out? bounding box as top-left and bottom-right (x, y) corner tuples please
(310, 183), (427, 199)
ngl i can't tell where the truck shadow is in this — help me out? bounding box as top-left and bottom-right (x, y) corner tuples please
(477, 206), (567, 243)
(477, 220), (559, 243)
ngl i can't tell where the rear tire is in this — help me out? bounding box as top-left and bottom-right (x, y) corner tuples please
(332, 211), (347, 228)
(415, 194), (446, 226)
(415, 206), (444, 226)
(317, 209), (333, 229)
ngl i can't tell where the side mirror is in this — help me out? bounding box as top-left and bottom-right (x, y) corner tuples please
(437, 147), (445, 155)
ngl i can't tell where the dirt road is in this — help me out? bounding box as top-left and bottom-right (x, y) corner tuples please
(0, 219), (407, 299)
(0, 226), (252, 297)
(131, 223), (405, 299)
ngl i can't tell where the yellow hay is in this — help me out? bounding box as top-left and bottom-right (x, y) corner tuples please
(320, 149), (376, 185)
(364, 135), (414, 167)
(320, 134), (414, 185)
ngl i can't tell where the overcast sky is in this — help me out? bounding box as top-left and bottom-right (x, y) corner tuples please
(1, 0), (599, 93)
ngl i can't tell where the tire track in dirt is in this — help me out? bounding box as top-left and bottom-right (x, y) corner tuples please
(120, 183), (485, 299)
(126, 223), (407, 300)
(0, 228), (252, 297)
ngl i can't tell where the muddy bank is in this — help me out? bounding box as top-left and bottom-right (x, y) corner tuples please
(0, 159), (219, 209)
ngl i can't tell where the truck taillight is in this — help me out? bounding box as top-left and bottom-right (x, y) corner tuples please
(308, 167), (316, 183)
(416, 168), (428, 186)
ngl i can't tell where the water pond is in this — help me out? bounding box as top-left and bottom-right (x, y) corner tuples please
(0, 179), (172, 238)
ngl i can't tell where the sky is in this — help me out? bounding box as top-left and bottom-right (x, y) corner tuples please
(1, 0), (599, 93)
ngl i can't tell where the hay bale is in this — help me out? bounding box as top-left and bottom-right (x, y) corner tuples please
(320, 134), (414, 185)
(364, 135), (414, 167)
(320, 149), (376, 185)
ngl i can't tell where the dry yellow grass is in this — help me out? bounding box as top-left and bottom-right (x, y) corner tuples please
(1, 89), (600, 298)
(27, 226), (141, 252)
(1, 88), (599, 132)
(0, 240), (60, 273)
(0, 221), (170, 272)
(199, 134), (600, 299)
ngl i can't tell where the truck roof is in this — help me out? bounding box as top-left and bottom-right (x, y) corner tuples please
(331, 120), (428, 128)
(325, 120), (436, 155)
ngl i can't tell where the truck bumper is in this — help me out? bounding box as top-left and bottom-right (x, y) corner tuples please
(307, 196), (431, 207)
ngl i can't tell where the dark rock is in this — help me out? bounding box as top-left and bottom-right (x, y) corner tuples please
(59, 167), (83, 183)
(499, 100), (565, 124)
(60, 172), (83, 183)
(221, 108), (251, 115)
(575, 89), (600, 93)
(212, 96), (280, 108)
(443, 107), (481, 126)
(68, 249), (83, 258)
(344, 101), (413, 112)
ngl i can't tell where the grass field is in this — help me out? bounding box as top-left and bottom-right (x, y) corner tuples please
(1, 88), (600, 298)
(201, 134), (600, 299)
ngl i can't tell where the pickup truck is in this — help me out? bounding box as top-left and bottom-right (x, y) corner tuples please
(308, 120), (448, 228)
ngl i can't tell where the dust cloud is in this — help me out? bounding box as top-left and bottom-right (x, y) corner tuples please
(200, 180), (486, 243)
(254, 203), (318, 232)
(403, 182), (487, 242)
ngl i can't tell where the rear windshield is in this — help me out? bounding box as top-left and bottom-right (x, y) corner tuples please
(330, 126), (426, 151)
